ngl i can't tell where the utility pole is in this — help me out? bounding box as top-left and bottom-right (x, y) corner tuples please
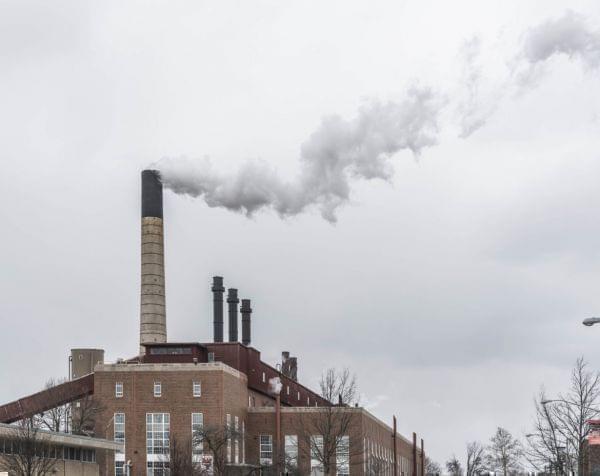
(393, 416), (398, 476)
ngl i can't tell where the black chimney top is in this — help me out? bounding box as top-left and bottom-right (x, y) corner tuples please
(141, 170), (163, 218)
(241, 299), (252, 346)
(212, 276), (225, 342)
(227, 288), (239, 342)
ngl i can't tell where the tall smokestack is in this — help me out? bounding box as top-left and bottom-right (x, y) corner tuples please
(212, 276), (225, 342)
(227, 288), (239, 342)
(241, 299), (252, 346)
(140, 170), (167, 353)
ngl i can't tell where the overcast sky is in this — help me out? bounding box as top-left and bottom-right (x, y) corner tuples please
(3, 0), (600, 465)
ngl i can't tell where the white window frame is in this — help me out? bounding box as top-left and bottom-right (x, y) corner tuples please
(284, 435), (298, 471)
(226, 414), (232, 463)
(260, 434), (273, 466)
(242, 421), (246, 464)
(115, 382), (123, 398)
(114, 412), (125, 475)
(234, 416), (239, 464)
(262, 372), (266, 383)
(146, 413), (170, 458)
(192, 381), (201, 398)
(153, 381), (161, 398)
(311, 435), (324, 475)
(336, 435), (350, 475)
(191, 412), (203, 456)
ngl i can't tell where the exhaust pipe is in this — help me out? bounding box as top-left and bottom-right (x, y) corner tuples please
(241, 299), (252, 346)
(212, 277), (225, 342)
(227, 288), (239, 342)
(140, 170), (167, 353)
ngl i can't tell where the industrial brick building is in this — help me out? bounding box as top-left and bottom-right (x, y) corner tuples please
(0, 170), (426, 475)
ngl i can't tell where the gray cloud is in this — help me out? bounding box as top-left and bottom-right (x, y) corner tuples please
(154, 86), (443, 222)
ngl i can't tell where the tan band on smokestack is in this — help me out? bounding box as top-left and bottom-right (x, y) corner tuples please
(140, 170), (167, 353)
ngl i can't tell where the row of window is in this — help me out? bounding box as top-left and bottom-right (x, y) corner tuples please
(114, 381), (201, 398)
(0, 440), (96, 463)
(364, 437), (411, 476)
(259, 371), (319, 406)
(114, 412), (246, 476)
(259, 433), (349, 475)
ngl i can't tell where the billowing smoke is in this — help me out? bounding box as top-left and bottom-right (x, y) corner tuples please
(523, 10), (600, 68)
(458, 10), (600, 137)
(156, 11), (600, 220)
(155, 86), (442, 222)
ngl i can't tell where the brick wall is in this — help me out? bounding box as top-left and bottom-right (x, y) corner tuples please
(93, 363), (247, 476)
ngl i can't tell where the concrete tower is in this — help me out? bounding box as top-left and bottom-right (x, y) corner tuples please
(140, 170), (167, 352)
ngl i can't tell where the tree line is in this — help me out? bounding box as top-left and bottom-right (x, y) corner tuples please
(426, 357), (600, 476)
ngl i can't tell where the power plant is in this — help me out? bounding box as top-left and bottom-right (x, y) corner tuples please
(0, 171), (426, 476)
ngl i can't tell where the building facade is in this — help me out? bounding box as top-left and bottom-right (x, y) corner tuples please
(90, 342), (424, 476)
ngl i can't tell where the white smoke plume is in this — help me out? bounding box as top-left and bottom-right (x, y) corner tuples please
(458, 10), (600, 137)
(523, 10), (600, 68)
(155, 86), (443, 222)
(156, 11), (600, 220)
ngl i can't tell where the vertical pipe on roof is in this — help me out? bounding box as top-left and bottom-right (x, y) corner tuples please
(227, 288), (239, 342)
(212, 276), (225, 342)
(413, 432), (418, 476)
(241, 299), (252, 346)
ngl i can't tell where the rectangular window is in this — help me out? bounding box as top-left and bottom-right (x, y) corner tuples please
(208, 352), (215, 362)
(297, 391), (301, 400)
(259, 434), (273, 466)
(114, 413), (125, 475)
(193, 381), (201, 397)
(115, 382), (123, 398)
(234, 416), (239, 464)
(336, 435), (350, 475)
(311, 435), (324, 475)
(146, 461), (169, 475)
(284, 435), (298, 471)
(146, 413), (170, 456)
(191, 413), (203, 455)
(262, 372), (266, 383)
(242, 421), (246, 464)
(286, 386), (290, 395)
(153, 382), (161, 397)
(226, 414), (231, 463)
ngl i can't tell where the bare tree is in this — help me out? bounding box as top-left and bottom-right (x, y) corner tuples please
(550, 357), (600, 476)
(487, 427), (522, 476)
(298, 368), (361, 475)
(163, 435), (205, 476)
(526, 357), (600, 476)
(446, 455), (464, 476)
(33, 378), (70, 432)
(192, 423), (242, 476)
(0, 419), (57, 476)
(525, 389), (566, 474)
(425, 456), (442, 476)
(466, 441), (486, 476)
(70, 394), (105, 436)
